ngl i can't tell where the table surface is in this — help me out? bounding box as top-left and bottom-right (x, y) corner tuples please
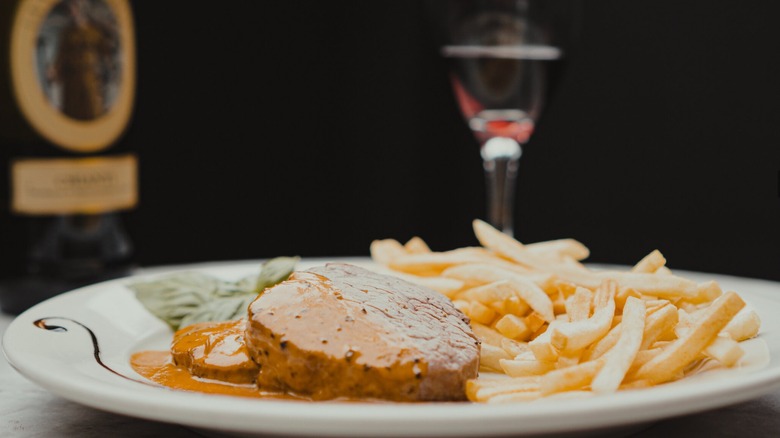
(3, 311), (780, 438)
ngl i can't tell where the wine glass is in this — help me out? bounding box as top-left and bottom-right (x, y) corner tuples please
(443, 0), (563, 236)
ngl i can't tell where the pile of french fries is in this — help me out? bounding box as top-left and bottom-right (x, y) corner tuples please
(370, 220), (761, 403)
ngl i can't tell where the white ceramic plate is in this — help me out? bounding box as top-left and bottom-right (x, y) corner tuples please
(3, 259), (780, 437)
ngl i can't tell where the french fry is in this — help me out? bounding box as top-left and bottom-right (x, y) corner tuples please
(526, 239), (590, 261)
(404, 236), (431, 254)
(554, 281), (578, 299)
(407, 276), (464, 298)
(495, 314), (531, 340)
(369, 239), (407, 264)
(678, 300), (704, 314)
(531, 322), (549, 340)
(370, 265), (465, 298)
(619, 380), (654, 390)
(529, 321), (560, 363)
(501, 359), (556, 377)
(466, 377), (507, 388)
(556, 350), (584, 369)
(615, 287), (642, 311)
(649, 340), (674, 350)
(389, 247), (497, 274)
(541, 359), (605, 395)
(501, 337), (530, 358)
(639, 304), (679, 350)
(473, 219), (548, 270)
(442, 263), (549, 287)
(551, 293), (567, 317)
(507, 278), (555, 323)
(443, 263), (555, 322)
(586, 301), (674, 362)
(631, 292), (745, 384)
(703, 336), (744, 367)
(565, 287), (593, 322)
(468, 301), (497, 325)
(480, 343), (512, 372)
(514, 350), (537, 361)
(465, 378), (509, 401)
(471, 323), (506, 347)
(595, 272), (698, 299)
(723, 309), (761, 341)
(488, 300), (509, 315)
(460, 281), (515, 304)
(468, 376), (541, 402)
(582, 323), (621, 362)
(505, 296), (531, 317)
(676, 310), (745, 367)
(452, 299), (470, 315)
(631, 250), (666, 273)
(472, 221), (599, 287)
(627, 348), (665, 375)
(690, 280), (723, 304)
(551, 280), (616, 352)
(591, 297), (646, 393)
(524, 312), (547, 335)
(643, 299), (671, 310)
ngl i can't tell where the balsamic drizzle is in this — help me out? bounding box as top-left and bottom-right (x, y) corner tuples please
(33, 317), (157, 387)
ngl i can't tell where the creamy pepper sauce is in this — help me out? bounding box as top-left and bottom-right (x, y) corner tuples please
(130, 319), (299, 400)
(129, 350), (281, 398)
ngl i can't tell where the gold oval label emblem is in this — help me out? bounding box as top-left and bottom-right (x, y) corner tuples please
(10, 0), (135, 153)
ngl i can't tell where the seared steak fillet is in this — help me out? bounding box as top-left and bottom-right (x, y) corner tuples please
(246, 263), (480, 401)
(171, 319), (259, 384)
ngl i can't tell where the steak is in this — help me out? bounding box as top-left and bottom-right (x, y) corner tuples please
(245, 263), (480, 401)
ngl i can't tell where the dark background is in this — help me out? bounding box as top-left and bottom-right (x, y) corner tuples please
(123, 1), (780, 281)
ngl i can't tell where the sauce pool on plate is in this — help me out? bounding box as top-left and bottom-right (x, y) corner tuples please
(130, 319), (296, 400)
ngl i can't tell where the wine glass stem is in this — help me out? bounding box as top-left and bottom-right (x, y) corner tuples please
(481, 138), (522, 237)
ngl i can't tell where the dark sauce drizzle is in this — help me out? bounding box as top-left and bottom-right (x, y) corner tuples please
(33, 317), (158, 387)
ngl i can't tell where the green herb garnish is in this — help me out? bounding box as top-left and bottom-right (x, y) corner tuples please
(129, 257), (299, 330)
(255, 256), (299, 293)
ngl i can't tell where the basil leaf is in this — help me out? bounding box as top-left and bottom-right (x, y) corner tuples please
(234, 275), (259, 294)
(129, 272), (219, 330)
(255, 256), (299, 293)
(179, 294), (257, 328)
(130, 257), (299, 330)
(214, 277), (255, 297)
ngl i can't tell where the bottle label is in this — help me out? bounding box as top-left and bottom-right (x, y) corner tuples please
(11, 155), (138, 215)
(10, 0), (136, 152)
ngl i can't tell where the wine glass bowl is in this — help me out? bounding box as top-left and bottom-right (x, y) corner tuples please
(443, 0), (564, 236)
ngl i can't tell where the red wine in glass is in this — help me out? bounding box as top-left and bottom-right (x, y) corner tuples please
(444, 44), (561, 235)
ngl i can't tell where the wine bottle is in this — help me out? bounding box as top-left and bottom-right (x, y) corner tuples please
(0, 0), (137, 314)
